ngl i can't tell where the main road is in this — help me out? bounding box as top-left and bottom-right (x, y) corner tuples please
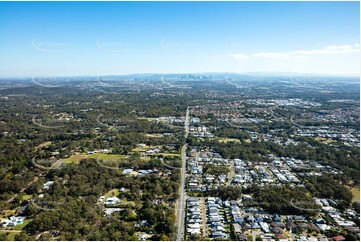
(176, 107), (190, 241)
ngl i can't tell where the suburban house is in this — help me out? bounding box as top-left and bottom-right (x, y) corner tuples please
(104, 196), (120, 205)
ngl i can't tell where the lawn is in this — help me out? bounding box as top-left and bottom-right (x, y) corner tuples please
(12, 219), (33, 230)
(106, 200), (138, 208)
(105, 189), (120, 198)
(22, 194), (32, 201)
(119, 200), (137, 207)
(351, 187), (360, 201)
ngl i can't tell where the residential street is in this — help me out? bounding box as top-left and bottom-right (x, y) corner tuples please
(176, 107), (190, 241)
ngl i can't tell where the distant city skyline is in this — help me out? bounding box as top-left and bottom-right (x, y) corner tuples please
(0, 1), (360, 77)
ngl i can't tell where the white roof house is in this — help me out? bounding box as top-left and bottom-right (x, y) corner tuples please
(104, 196), (120, 205)
(122, 168), (134, 175)
(43, 181), (54, 190)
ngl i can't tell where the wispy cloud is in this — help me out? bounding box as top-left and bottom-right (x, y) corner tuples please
(232, 43), (360, 60)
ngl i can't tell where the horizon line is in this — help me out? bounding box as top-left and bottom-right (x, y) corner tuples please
(0, 71), (360, 79)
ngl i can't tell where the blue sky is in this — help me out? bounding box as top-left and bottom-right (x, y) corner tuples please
(0, 1), (359, 77)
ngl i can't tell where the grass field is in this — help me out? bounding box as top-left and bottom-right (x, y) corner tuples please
(62, 153), (126, 164)
(88, 153), (126, 161)
(62, 148), (174, 165)
(133, 145), (157, 151)
(62, 154), (88, 163)
(218, 138), (241, 144)
(137, 117), (157, 122)
(351, 187), (360, 201)
(152, 153), (180, 157)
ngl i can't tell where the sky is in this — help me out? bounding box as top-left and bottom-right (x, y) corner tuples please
(0, 1), (360, 77)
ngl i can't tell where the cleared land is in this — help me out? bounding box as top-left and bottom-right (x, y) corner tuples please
(136, 117), (157, 121)
(36, 141), (52, 148)
(62, 153), (126, 164)
(314, 137), (336, 144)
(351, 187), (360, 201)
(218, 138), (241, 144)
(145, 133), (163, 138)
